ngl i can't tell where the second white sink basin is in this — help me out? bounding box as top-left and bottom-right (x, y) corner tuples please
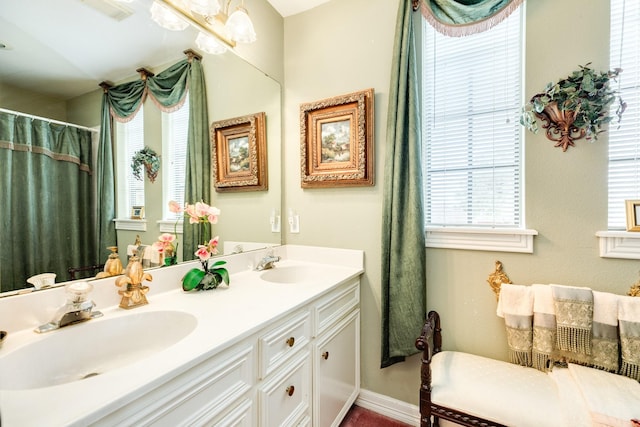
(259, 265), (326, 284)
(0, 310), (197, 390)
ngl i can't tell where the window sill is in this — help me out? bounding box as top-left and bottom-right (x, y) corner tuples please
(596, 230), (640, 259)
(425, 227), (538, 253)
(158, 220), (183, 234)
(114, 218), (147, 231)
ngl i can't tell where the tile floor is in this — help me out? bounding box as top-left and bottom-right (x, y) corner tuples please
(339, 405), (414, 427)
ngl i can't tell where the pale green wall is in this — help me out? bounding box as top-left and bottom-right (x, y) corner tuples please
(233, 0), (284, 83)
(0, 83), (68, 121)
(282, 0), (639, 406)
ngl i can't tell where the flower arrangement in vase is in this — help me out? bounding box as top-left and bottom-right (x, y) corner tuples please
(172, 200), (229, 292)
(152, 233), (178, 266)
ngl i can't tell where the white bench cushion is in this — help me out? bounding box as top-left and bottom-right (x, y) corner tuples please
(431, 351), (566, 427)
(568, 363), (640, 426)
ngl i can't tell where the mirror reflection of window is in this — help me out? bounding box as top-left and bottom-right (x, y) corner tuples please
(163, 96), (189, 221)
(116, 105), (145, 218)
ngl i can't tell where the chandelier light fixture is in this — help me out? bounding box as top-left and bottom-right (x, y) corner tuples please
(150, 0), (257, 54)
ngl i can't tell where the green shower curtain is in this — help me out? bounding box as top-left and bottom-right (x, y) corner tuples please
(0, 112), (99, 291)
(100, 55), (209, 261)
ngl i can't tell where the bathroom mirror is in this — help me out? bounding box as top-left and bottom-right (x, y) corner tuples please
(0, 0), (282, 295)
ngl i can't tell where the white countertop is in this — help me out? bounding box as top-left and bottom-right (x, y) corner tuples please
(0, 245), (364, 427)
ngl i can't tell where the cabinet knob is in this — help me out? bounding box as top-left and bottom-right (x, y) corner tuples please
(322, 351), (330, 360)
(286, 336), (295, 347)
(286, 385), (295, 396)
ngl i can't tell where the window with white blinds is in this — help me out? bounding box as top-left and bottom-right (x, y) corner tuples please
(608, 0), (640, 229)
(422, 9), (523, 228)
(162, 97), (189, 221)
(116, 105), (145, 218)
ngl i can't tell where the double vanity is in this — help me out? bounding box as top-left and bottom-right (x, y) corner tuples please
(0, 245), (363, 427)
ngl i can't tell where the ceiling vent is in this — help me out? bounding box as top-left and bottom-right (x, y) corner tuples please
(78, 0), (134, 21)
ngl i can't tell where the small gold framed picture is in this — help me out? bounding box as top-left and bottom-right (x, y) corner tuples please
(131, 206), (145, 220)
(211, 112), (268, 193)
(625, 200), (640, 231)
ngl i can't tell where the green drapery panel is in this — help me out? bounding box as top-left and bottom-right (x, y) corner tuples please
(100, 55), (209, 261)
(97, 97), (118, 265)
(182, 58), (211, 260)
(418, 0), (523, 36)
(0, 112), (99, 291)
(381, 0), (427, 368)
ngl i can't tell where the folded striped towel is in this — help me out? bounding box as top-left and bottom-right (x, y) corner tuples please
(589, 291), (619, 372)
(498, 284), (534, 367)
(551, 284), (593, 364)
(532, 284), (556, 371)
(618, 295), (640, 381)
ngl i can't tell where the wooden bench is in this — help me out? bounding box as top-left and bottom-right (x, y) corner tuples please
(416, 311), (577, 427)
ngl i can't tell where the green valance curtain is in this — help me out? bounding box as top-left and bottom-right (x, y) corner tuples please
(381, 0), (426, 368)
(0, 112), (99, 291)
(417, 0), (524, 36)
(100, 54), (209, 261)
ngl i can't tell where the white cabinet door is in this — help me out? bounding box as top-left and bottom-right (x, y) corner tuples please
(313, 310), (360, 427)
(258, 350), (311, 427)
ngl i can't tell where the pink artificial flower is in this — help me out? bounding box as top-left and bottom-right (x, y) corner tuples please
(168, 200), (183, 214)
(207, 207), (221, 224)
(152, 241), (165, 252)
(159, 233), (175, 243)
(194, 245), (211, 262)
(184, 203), (198, 223)
(207, 236), (220, 255)
(194, 201), (210, 218)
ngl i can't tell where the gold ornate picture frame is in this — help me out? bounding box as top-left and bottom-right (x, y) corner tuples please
(300, 88), (374, 188)
(211, 112), (267, 193)
(626, 200), (640, 231)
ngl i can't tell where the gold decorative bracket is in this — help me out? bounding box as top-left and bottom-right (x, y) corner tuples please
(629, 271), (640, 297)
(136, 67), (155, 81)
(535, 102), (586, 152)
(487, 260), (512, 301)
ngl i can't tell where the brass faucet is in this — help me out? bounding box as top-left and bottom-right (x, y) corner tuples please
(115, 250), (152, 309)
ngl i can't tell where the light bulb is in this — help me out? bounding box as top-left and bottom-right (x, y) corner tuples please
(150, 1), (189, 31)
(196, 32), (227, 54)
(189, 0), (220, 16)
(225, 6), (256, 43)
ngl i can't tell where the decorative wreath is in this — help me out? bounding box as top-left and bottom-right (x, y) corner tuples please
(131, 146), (160, 183)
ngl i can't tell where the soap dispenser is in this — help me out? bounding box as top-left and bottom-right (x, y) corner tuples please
(96, 246), (124, 279)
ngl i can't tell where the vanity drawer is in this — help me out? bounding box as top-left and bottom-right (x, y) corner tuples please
(101, 343), (255, 427)
(314, 280), (359, 336)
(258, 350), (311, 427)
(258, 310), (310, 379)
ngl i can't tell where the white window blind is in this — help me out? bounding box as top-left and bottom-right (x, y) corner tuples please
(608, 0), (640, 229)
(422, 9), (523, 228)
(116, 106), (145, 217)
(163, 97), (189, 220)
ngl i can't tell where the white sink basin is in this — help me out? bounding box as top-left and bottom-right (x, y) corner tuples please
(259, 265), (325, 284)
(0, 310), (197, 390)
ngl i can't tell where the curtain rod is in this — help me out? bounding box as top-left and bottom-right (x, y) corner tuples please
(0, 107), (98, 133)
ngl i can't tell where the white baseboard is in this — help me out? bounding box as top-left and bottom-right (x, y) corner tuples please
(355, 389), (421, 426)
